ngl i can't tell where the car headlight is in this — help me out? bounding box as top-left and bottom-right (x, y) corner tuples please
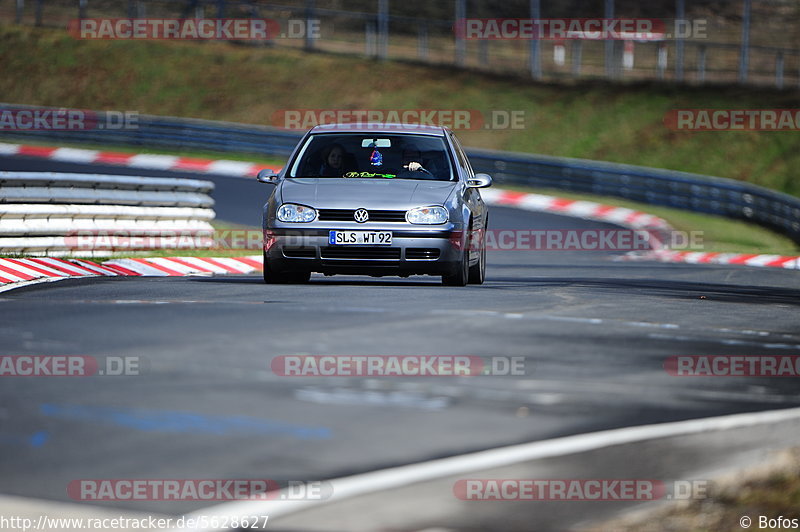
(406, 206), (449, 225)
(277, 203), (317, 223)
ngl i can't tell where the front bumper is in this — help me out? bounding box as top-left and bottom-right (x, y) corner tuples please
(263, 226), (465, 276)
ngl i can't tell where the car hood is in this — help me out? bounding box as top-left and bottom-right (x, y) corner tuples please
(279, 178), (457, 209)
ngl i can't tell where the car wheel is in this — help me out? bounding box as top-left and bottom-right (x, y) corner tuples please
(468, 233), (486, 285)
(263, 252), (311, 284)
(442, 248), (469, 286)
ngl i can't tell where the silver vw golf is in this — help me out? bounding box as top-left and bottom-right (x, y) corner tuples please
(257, 124), (492, 286)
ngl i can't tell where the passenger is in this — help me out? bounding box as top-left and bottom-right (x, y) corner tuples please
(320, 144), (346, 176)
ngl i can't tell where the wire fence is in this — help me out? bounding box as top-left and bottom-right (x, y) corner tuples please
(2, 0), (799, 88)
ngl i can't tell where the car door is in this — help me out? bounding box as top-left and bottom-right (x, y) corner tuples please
(448, 131), (487, 259)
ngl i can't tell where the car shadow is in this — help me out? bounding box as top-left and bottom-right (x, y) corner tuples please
(484, 276), (800, 306)
(190, 276), (444, 287)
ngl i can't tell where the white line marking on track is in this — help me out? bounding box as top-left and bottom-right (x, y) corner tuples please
(175, 406), (800, 531)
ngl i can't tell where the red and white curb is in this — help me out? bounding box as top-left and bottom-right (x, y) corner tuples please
(0, 256), (263, 291)
(477, 189), (799, 270)
(2, 142), (797, 271)
(480, 188), (674, 249)
(624, 250), (800, 269)
(104, 256), (262, 276)
(0, 142), (279, 177)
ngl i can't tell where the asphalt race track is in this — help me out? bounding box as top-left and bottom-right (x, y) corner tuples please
(1, 155), (799, 528)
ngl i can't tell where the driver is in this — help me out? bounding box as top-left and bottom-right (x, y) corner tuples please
(399, 144), (438, 179)
(401, 146), (424, 172)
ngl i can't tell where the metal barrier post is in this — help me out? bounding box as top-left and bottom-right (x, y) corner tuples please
(529, 0), (541, 79)
(455, 0), (466, 66)
(571, 40), (582, 77)
(604, 0), (614, 79)
(697, 45), (706, 83)
(739, 0), (751, 83)
(676, 0), (685, 81)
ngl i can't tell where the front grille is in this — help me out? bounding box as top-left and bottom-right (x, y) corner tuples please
(406, 248), (440, 260)
(317, 209), (407, 223)
(321, 247), (401, 260)
(282, 247), (316, 258)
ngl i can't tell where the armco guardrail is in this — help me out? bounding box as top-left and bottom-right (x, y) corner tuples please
(0, 171), (215, 256)
(0, 103), (303, 158)
(1, 103), (798, 244)
(466, 148), (800, 245)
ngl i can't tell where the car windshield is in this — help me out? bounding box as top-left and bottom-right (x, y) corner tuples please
(288, 133), (455, 181)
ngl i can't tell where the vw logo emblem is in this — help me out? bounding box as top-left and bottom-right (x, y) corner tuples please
(354, 208), (369, 223)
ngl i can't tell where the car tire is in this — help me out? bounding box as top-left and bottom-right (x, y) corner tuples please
(442, 248), (469, 287)
(468, 232), (486, 285)
(263, 252), (311, 284)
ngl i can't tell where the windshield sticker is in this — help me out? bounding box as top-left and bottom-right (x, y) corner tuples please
(369, 149), (383, 166)
(344, 171), (396, 179)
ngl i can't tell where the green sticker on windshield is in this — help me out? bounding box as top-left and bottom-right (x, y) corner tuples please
(344, 172), (396, 179)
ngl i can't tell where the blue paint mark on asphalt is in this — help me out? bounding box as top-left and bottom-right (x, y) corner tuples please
(0, 430), (49, 448)
(29, 430), (49, 447)
(39, 404), (331, 439)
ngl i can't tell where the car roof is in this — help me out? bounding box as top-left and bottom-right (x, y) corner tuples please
(309, 123), (448, 136)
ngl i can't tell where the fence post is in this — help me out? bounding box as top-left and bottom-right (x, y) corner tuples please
(697, 44), (706, 83)
(15, 0), (23, 24)
(775, 51), (784, 89)
(623, 40), (634, 70)
(571, 40), (582, 77)
(604, 0), (614, 79)
(365, 22), (376, 57)
(216, 0), (225, 18)
(34, 0), (42, 26)
(479, 39), (489, 66)
(529, 0), (541, 79)
(78, 0), (87, 20)
(657, 42), (667, 80)
(739, 0), (751, 83)
(418, 24), (428, 60)
(377, 0), (389, 60)
(455, 0), (466, 66)
(305, 0), (315, 51)
(675, 0), (685, 81)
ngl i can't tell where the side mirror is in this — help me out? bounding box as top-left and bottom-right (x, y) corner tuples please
(256, 169), (279, 184)
(467, 173), (492, 188)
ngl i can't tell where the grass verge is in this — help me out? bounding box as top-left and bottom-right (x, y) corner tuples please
(1, 25), (799, 196)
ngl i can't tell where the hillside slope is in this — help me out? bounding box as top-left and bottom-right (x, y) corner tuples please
(1, 25), (798, 195)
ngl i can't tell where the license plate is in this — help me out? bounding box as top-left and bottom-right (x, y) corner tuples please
(329, 231), (393, 245)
